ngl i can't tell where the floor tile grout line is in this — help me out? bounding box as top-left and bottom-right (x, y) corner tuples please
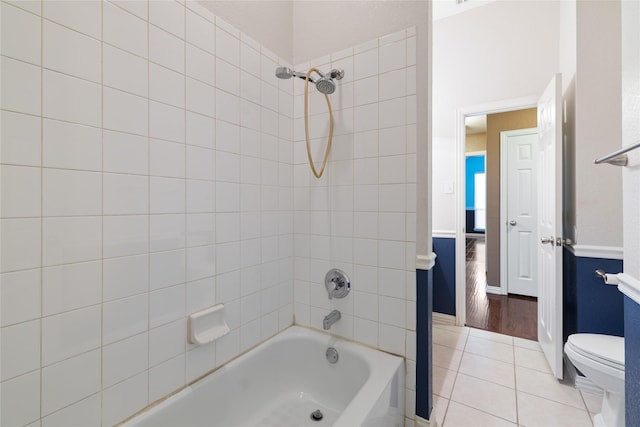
(517, 389), (595, 413)
(513, 337), (520, 425)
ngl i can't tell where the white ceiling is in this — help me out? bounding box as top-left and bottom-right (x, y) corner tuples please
(465, 115), (487, 135)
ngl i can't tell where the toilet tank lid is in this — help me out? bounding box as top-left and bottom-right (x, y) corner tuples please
(568, 334), (624, 367)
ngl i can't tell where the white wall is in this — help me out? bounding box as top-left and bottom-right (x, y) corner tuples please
(622, 0), (640, 278)
(0, 2), (295, 425)
(573, 1), (622, 248)
(432, 0), (623, 251)
(432, 0), (561, 233)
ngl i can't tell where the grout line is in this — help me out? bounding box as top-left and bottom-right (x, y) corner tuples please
(39, 0), (45, 423)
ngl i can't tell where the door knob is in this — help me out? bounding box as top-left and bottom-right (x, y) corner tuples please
(509, 220), (517, 226)
(540, 237), (554, 244)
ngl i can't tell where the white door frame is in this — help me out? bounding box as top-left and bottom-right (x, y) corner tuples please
(500, 128), (538, 297)
(455, 96), (538, 327)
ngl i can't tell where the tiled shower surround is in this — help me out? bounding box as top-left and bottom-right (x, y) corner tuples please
(292, 29), (418, 422)
(0, 1), (416, 425)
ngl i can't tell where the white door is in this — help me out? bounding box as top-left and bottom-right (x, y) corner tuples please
(503, 129), (538, 297)
(537, 73), (564, 379)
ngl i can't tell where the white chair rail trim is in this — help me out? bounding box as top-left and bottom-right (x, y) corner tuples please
(616, 273), (640, 305)
(569, 244), (623, 260)
(416, 252), (437, 270)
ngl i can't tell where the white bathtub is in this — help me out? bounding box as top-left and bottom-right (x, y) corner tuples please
(121, 326), (404, 427)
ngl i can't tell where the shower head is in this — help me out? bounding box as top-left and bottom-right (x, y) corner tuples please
(315, 76), (336, 94)
(275, 66), (294, 79)
(275, 67), (345, 95)
(314, 69), (344, 95)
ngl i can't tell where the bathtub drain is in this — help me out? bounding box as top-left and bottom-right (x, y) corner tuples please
(310, 409), (324, 421)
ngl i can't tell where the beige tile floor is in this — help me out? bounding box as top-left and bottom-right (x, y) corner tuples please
(431, 324), (603, 427)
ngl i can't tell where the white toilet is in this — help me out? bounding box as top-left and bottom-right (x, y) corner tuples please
(564, 334), (625, 427)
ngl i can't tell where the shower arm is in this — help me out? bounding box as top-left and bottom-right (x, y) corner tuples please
(291, 69), (324, 83)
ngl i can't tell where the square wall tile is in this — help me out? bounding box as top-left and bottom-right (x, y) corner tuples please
(1, 2), (41, 64)
(150, 139), (186, 178)
(149, 319), (185, 367)
(103, 173), (149, 215)
(379, 39), (406, 74)
(150, 101), (186, 143)
(1, 370), (41, 426)
(103, 87), (148, 136)
(42, 349), (101, 416)
(103, 130), (148, 175)
(150, 0), (185, 39)
(149, 63), (185, 108)
(102, 2), (148, 58)
(149, 25), (184, 73)
(41, 393), (101, 427)
(103, 215), (149, 259)
(43, 0), (101, 39)
(43, 119), (102, 171)
(1, 269), (41, 326)
(103, 44), (148, 98)
(1, 57), (41, 116)
(102, 372), (148, 427)
(186, 9), (215, 54)
(216, 26), (240, 66)
(150, 214), (187, 253)
(43, 70), (101, 128)
(43, 261), (102, 316)
(1, 111), (41, 167)
(150, 249), (186, 290)
(42, 306), (102, 366)
(103, 294), (148, 345)
(1, 319), (41, 381)
(43, 20), (101, 83)
(1, 165), (41, 218)
(43, 169), (101, 217)
(103, 254), (149, 302)
(1, 218), (41, 272)
(149, 355), (185, 402)
(186, 44), (215, 86)
(102, 332), (148, 388)
(149, 284), (186, 329)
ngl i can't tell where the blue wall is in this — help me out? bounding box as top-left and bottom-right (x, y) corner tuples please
(624, 296), (640, 425)
(431, 241), (625, 338)
(563, 248), (624, 340)
(432, 238), (456, 316)
(416, 268), (433, 421)
(465, 155), (485, 210)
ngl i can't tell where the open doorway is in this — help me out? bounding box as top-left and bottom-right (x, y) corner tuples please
(461, 108), (538, 341)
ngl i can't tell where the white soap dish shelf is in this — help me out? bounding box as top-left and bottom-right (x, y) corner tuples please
(188, 304), (230, 345)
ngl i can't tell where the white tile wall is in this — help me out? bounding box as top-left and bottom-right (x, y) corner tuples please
(293, 27), (417, 422)
(1, 1), (294, 425)
(1, 1), (416, 424)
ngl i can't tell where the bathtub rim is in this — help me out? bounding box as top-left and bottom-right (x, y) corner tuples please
(118, 325), (404, 427)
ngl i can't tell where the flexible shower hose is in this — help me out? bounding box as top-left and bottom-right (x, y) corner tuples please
(304, 67), (334, 179)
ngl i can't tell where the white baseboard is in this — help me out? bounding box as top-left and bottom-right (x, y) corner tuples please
(433, 312), (456, 325)
(416, 415), (432, 427)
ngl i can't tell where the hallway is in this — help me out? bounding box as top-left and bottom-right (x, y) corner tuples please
(431, 324), (600, 426)
(465, 237), (538, 341)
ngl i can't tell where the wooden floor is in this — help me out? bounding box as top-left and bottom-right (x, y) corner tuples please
(465, 237), (538, 341)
